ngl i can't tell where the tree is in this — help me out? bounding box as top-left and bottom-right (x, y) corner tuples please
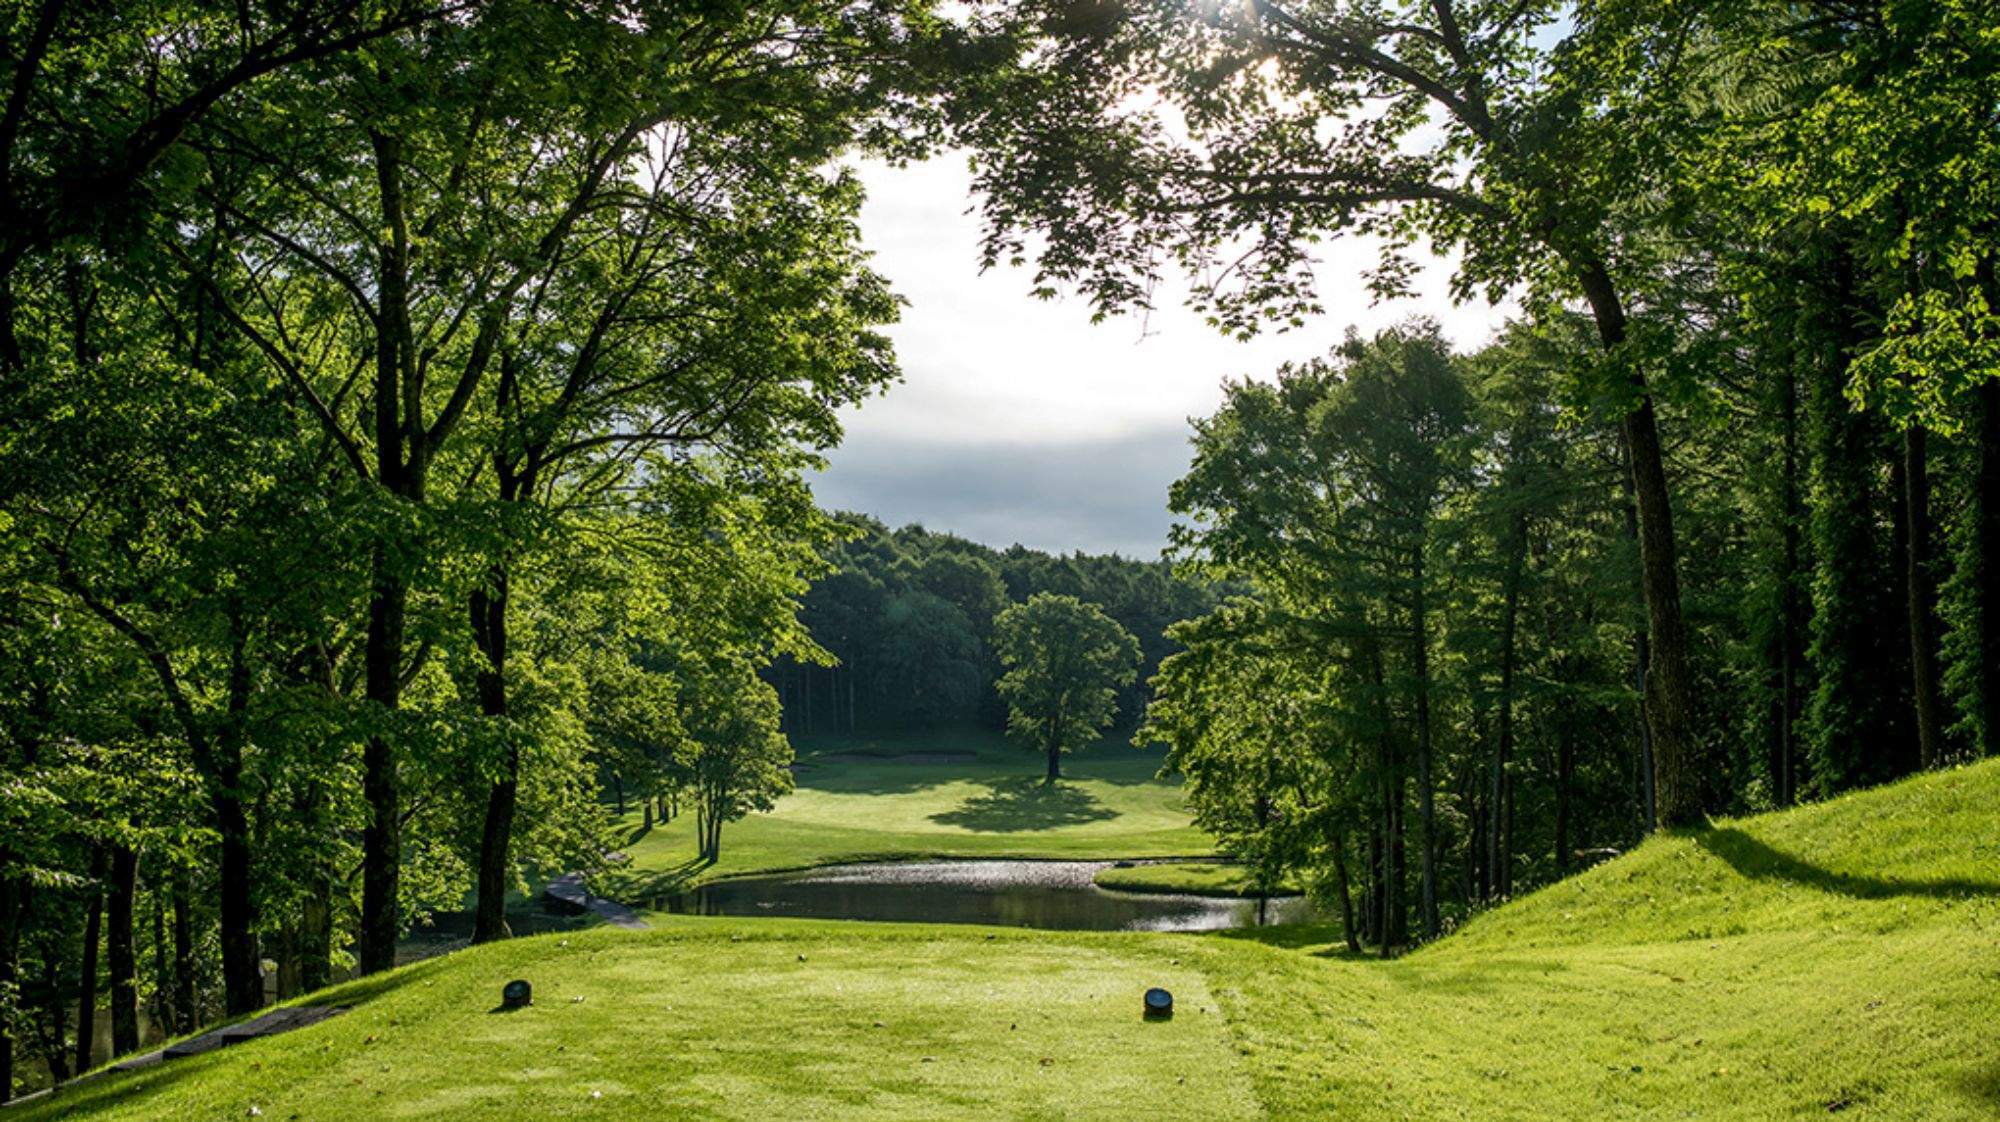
(679, 663), (794, 864)
(175, 0), (911, 967)
(992, 593), (1140, 781)
(1141, 598), (1371, 952)
(948, 0), (1710, 825)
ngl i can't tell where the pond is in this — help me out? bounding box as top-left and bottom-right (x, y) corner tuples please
(653, 859), (1320, 933)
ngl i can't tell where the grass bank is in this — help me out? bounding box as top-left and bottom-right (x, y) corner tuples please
(1092, 861), (1298, 898)
(28, 760), (1999, 1120)
(598, 727), (1212, 899)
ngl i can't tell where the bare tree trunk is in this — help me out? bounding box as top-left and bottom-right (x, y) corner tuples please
(1579, 260), (1699, 827)
(107, 846), (139, 1057)
(1489, 511), (1525, 899)
(150, 885), (174, 1035)
(1045, 705), (1065, 782)
(217, 622), (261, 1016)
(472, 564), (516, 945)
(1902, 426), (1944, 768)
(1972, 376), (2000, 758)
(170, 873), (196, 1032)
(37, 949), (69, 1084)
(360, 127), (419, 976)
(1779, 362), (1803, 803)
(1618, 435), (1658, 832)
(1330, 831), (1360, 955)
(74, 846), (103, 1074)
(299, 875), (332, 995)
(1368, 639), (1405, 954)
(1411, 546), (1438, 938)
(1555, 717), (1575, 875)
(0, 872), (22, 1101)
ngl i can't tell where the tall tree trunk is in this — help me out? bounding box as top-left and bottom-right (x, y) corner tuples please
(472, 564), (516, 945)
(1617, 436), (1657, 833)
(1973, 376), (2000, 757)
(0, 873), (21, 1101)
(149, 886), (173, 1036)
(216, 623), (261, 1016)
(360, 558), (407, 975)
(1803, 249), (1891, 793)
(298, 877), (332, 995)
(74, 847), (104, 1074)
(1554, 716), (1575, 875)
(106, 847), (138, 1057)
(359, 127), (419, 976)
(170, 873), (195, 1033)
(1363, 827), (1382, 950)
(1579, 260), (1700, 827)
(1045, 704), (1065, 782)
(1489, 511), (1526, 899)
(1903, 426), (1944, 768)
(1472, 768), (1488, 900)
(1368, 639), (1405, 954)
(1330, 831), (1360, 954)
(293, 761), (334, 995)
(37, 949), (69, 1084)
(1411, 546), (1438, 938)
(1778, 361), (1804, 804)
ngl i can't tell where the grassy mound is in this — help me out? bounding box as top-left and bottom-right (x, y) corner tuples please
(601, 728), (1211, 898)
(1200, 759), (2000, 1119)
(30, 760), (1999, 1120)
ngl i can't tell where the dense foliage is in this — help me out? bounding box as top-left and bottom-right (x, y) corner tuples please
(928, 0), (2000, 953)
(993, 593), (1141, 781)
(774, 516), (1218, 735)
(0, 0), (932, 1097)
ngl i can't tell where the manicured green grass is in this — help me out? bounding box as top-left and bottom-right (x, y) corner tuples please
(1092, 861), (1296, 898)
(22, 921), (1260, 1122)
(598, 727), (1212, 898)
(1190, 760), (2000, 1120)
(30, 760), (2000, 1120)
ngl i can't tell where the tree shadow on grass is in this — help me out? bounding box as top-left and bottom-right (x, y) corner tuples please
(17, 955), (462, 1121)
(1694, 827), (2000, 900)
(927, 777), (1118, 832)
(592, 855), (713, 902)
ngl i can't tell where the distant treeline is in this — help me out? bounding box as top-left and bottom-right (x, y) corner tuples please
(769, 517), (1218, 736)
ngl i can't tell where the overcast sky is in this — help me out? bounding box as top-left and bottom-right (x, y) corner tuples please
(809, 156), (1515, 558)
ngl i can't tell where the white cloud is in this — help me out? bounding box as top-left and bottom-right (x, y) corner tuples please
(814, 155), (1515, 552)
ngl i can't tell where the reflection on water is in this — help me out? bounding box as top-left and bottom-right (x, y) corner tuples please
(654, 859), (1318, 932)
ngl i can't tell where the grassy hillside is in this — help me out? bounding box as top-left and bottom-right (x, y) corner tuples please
(26, 760), (1998, 1121)
(600, 727), (1212, 898)
(1199, 759), (2000, 1119)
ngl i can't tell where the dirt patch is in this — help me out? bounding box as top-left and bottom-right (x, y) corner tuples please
(813, 751), (978, 765)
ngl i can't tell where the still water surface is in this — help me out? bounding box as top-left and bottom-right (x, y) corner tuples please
(656, 859), (1319, 932)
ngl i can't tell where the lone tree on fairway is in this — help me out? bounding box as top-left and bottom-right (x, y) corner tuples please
(993, 594), (1141, 781)
(681, 662), (795, 864)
